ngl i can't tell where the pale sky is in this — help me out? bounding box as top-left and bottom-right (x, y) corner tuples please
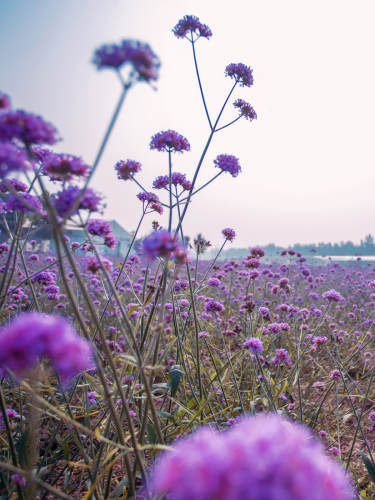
(2, 0), (375, 247)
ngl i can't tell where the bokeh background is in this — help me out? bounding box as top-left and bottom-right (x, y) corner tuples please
(2, 0), (375, 247)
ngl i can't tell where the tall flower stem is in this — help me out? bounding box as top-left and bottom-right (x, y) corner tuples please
(191, 41), (212, 130)
(63, 82), (131, 221)
(168, 150), (173, 231)
(175, 81), (237, 236)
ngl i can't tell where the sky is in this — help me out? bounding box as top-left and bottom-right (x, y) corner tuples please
(2, 0), (375, 248)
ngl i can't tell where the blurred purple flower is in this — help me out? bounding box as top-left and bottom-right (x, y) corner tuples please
(93, 40), (160, 82)
(0, 110), (58, 144)
(0, 142), (29, 178)
(0, 312), (94, 383)
(115, 159), (141, 180)
(150, 414), (354, 499)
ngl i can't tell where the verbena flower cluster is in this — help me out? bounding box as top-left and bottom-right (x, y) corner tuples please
(93, 39), (160, 81)
(0, 312), (93, 383)
(150, 414), (354, 499)
(150, 130), (190, 153)
(172, 15), (212, 40)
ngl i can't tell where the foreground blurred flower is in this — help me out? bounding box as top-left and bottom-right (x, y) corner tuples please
(0, 312), (94, 383)
(93, 39), (160, 82)
(225, 63), (254, 87)
(172, 15), (212, 40)
(41, 151), (90, 181)
(150, 130), (190, 153)
(0, 142), (29, 178)
(150, 414), (354, 499)
(214, 154), (241, 177)
(115, 159), (141, 180)
(0, 110), (58, 145)
(141, 230), (187, 263)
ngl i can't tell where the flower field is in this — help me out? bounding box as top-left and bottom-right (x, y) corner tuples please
(0, 11), (373, 500)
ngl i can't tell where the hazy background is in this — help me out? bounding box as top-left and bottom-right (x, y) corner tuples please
(1, 0), (375, 247)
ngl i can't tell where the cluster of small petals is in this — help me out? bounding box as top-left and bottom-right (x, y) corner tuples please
(150, 414), (354, 499)
(0, 312), (94, 383)
(330, 369), (342, 380)
(0, 178), (28, 193)
(233, 99), (257, 120)
(222, 228), (236, 241)
(243, 337), (264, 354)
(172, 15), (212, 40)
(93, 40), (160, 81)
(115, 159), (141, 180)
(272, 348), (292, 366)
(86, 255), (112, 274)
(6, 192), (43, 214)
(141, 230), (185, 262)
(0, 142), (29, 178)
(41, 151), (90, 181)
(225, 63), (254, 87)
(0, 110), (58, 144)
(204, 300), (224, 313)
(214, 154), (241, 177)
(52, 186), (103, 217)
(322, 289), (344, 302)
(150, 130), (190, 153)
(0, 93), (11, 111)
(153, 172), (191, 191)
(251, 247), (265, 258)
(87, 219), (117, 249)
(137, 191), (159, 203)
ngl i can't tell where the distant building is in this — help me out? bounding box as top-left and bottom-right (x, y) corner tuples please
(0, 215), (132, 255)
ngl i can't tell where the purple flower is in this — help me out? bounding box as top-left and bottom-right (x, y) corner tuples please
(141, 230), (186, 263)
(0, 93), (11, 111)
(150, 414), (354, 499)
(0, 312), (94, 383)
(322, 289), (344, 302)
(214, 154), (241, 177)
(222, 228), (236, 242)
(6, 192), (43, 214)
(225, 63), (254, 87)
(0, 178), (28, 193)
(272, 348), (292, 367)
(41, 151), (90, 181)
(172, 15), (212, 40)
(0, 110), (58, 144)
(93, 40), (160, 82)
(86, 255), (112, 274)
(204, 300), (225, 313)
(330, 369), (341, 380)
(150, 130), (190, 153)
(0, 142), (29, 178)
(137, 191), (159, 203)
(52, 186), (103, 217)
(115, 159), (141, 180)
(87, 219), (116, 249)
(243, 337), (264, 354)
(233, 99), (257, 120)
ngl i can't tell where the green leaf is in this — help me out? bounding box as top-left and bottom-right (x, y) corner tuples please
(358, 451), (375, 484)
(168, 365), (183, 397)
